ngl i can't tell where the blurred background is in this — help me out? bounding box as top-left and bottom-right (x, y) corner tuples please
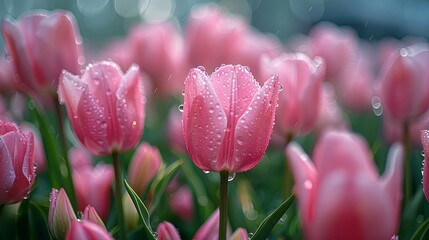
(1, 0), (429, 50)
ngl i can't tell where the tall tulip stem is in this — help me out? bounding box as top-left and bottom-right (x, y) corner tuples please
(219, 171), (228, 240)
(402, 121), (411, 206)
(112, 151), (126, 240)
(53, 97), (77, 210)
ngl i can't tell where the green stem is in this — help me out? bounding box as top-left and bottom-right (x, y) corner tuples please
(113, 151), (126, 240)
(219, 171), (228, 240)
(53, 97), (77, 210)
(402, 120), (411, 207)
(283, 132), (295, 197)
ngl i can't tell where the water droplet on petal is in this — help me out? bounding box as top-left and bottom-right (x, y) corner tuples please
(197, 66), (206, 72)
(279, 84), (284, 91)
(178, 104), (184, 112)
(203, 170), (210, 174)
(248, 233), (254, 239)
(182, 90), (185, 96)
(228, 172), (236, 181)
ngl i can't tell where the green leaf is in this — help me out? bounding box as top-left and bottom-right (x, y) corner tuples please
(411, 217), (429, 240)
(124, 180), (156, 240)
(148, 159), (184, 213)
(250, 194), (295, 240)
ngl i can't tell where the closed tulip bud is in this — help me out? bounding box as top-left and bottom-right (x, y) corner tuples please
(2, 10), (83, 102)
(66, 220), (113, 240)
(183, 64), (280, 173)
(157, 221), (181, 240)
(82, 205), (106, 229)
(127, 142), (162, 196)
(260, 53), (325, 137)
(193, 209), (220, 240)
(49, 188), (77, 239)
(0, 119), (35, 205)
(58, 61), (145, 156)
(73, 163), (114, 220)
(286, 130), (403, 240)
(122, 192), (139, 230)
(229, 228), (248, 240)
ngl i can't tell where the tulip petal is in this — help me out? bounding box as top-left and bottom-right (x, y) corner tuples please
(286, 142), (318, 225)
(0, 133), (17, 201)
(193, 209), (220, 240)
(233, 75), (280, 172)
(183, 68), (227, 171)
(422, 130), (429, 202)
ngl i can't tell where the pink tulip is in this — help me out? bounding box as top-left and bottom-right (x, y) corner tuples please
(229, 228), (248, 240)
(82, 205), (106, 229)
(58, 61), (145, 156)
(166, 107), (187, 153)
(193, 209), (220, 240)
(157, 221), (181, 240)
(183, 64), (280, 172)
(69, 146), (93, 170)
(377, 43), (429, 120)
(169, 186), (194, 222)
(0, 56), (17, 95)
(286, 130), (403, 240)
(65, 220), (113, 240)
(2, 10), (82, 101)
(49, 188), (77, 239)
(20, 123), (46, 174)
(127, 142), (162, 196)
(73, 163), (114, 220)
(260, 53), (325, 137)
(129, 22), (187, 96)
(421, 130), (429, 202)
(0, 119), (35, 205)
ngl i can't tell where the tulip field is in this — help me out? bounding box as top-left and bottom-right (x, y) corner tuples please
(1, 1), (429, 240)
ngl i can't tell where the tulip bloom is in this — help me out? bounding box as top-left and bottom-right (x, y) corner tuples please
(286, 130), (403, 240)
(58, 61), (145, 156)
(157, 221), (181, 240)
(421, 130), (429, 202)
(183, 64), (280, 172)
(82, 205), (106, 229)
(169, 186), (194, 222)
(0, 119), (35, 205)
(2, 10), (82, 101)
(49, 188), (77, 239)
(260, 53), (325, 137)
(66, 220), (113, 240)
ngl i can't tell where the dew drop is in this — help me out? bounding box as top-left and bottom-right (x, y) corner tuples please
(228, 172), (236, 181)
(208, 107), (214, 113)
(400, 48), (408, 57)
(279, 84), (284, 91)
(182, 90), (185, 96)
(197, 66), (206, 72)
(422, 151), (425, 157)
(77, 211), (83, 219)
(371, 96), (383, 116)
(203, 170), (210, 174)
(248, 233), (254, 239)
(132, 120), (137, 126)
(178, 104), (184, 112)
(153, 232), (158, 239)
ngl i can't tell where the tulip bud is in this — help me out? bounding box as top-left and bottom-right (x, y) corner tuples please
(193, 209), (220, 240)
(169, 186), (194, 222)
(229, 228), (248, 240)
(122, 192), (139, 231)
(49, 188), (77, 239)
(82, 205), (106, 229)
(65, 220), (113, 240)
(157, 221), (181, 240)
(127, 142), (162, 196)
(0, 119), (35, 205)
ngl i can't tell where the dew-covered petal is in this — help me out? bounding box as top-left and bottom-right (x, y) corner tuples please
(422, 130), (429, 202)
(183, 68), (227, 171)
(232, 75), (280, 172)
(0, 132), (17, 202)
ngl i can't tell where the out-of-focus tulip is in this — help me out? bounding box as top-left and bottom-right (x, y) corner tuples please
(169, 186), (194, 222)
(183, 64), (280, 172)
(166, 107), (187, 153)
(377, 44), (429, 121)
(58, 61), (145, 156)
(73, 163), (114, 220)
(82, 205), (106, 229)
(0, 119), (35, 205)
(0, 56), (17, 95)
(69, 146), (93, 170)
(20, 123), (46, 174)
(421, 130), (429, 203)
(2, 10), (82, 103)
(49, 188), (77, 239)
(127, 142), (162, 196)
(193, 209), (220, 240)
(122, 192), (139, 230)
(286, 130), (403, 240)
(65, 220), (113, 240)
(100, 39), (134, 72)
(157, 221), (181, 240)
(229, 228), (248, 240)
(260, 53), (325, 137)
(129, 22), (186, 96)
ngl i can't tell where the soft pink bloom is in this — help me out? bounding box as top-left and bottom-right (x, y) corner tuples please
(183, 64), (280, 172)
(0, 56), (18, 95)
(0, 119), (35, 205)
(129, 22), (187, 96)
(377, 43), (429, 121)
(100, 39), (134, 72)
(20, 123), (46, 174)
(229, 228), (248, 240)
(58, 61), (145, 156)
(286, 130), (403, 240)
(166, 106), (187, 153)
(65, 220), (113, 240)
(260, 53), (325, 137)
(157, 221), (181, 240)
(169, 186), (194, 222)
(49, 188), (77, 239)
(421, 130), (429, 203)
(127, 142), (163, 196)
(2, 10), (82, 101)
(193, 209), (220, 240)
(82, 205), (106, 229)
(73, 163), (114, 220)
(69, 146), (93, 170)
(308, 22), (359, 81)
